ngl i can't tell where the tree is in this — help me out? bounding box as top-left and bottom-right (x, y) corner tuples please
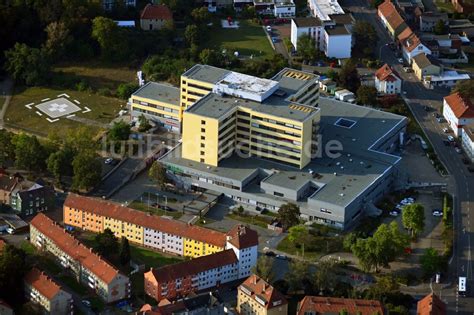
(94, 228), (118, 258)
(149, 161), (168, 189)
(402, 203), (425, 238)
(199, 49), (221, 67)
(297, 35), (317, 62)
(184, 24), (201, 46)
(12, 133), (46, 172)
(420, 247), (442, 277)
(116, 83), (138, 100)
(43, 21), (71, 59)
(433, 20), (447, 35)
(338, 60), (360, 92)
(352, 21), (378, 58)
(314, 259), (337, 294)
(191, 7), (211, 24)
(91, 16), (124, 61)
(277, 203), (301, 230)
(285, 260), (311, 293)
(4, 43), (50, 86)
(109, 121), (131, 141)
(119, 236), (131, 266)
(454, 79), (474, 101)
(138, 115), (152, 132)
(356, 85), (378, 106)
(72, 151), (102, 191)
(0, 130), (15, 166)
(343, 232), (358, 251)
(47, 147), (73, 182)
(288, 225), (311, 249)
(65, 126), (98, 153)
(252, 256), (274, 283)
(0, 245), (28, 307)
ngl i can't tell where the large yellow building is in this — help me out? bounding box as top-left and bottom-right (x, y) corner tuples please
(180, 67), (320, 169)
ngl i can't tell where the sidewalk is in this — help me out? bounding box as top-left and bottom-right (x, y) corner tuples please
(0, 77), (14, 129)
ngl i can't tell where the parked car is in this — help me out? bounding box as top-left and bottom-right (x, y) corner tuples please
(448, 135), (455, 142)
(398, 58), (404, 63)
(389, 210), (399, 217)
(403, 67), (413, 73)
(266, 26), (272, 32)
(104, 158), (113, 164)
(6, 228), (14, 234)
(82, 300), (92, 308)
(276, 254), (287, 260)
(432, 209), (443, 217)
(265, 251), (276, 257)
(455, 147), (462, 154)
(443, 127), (449, 133)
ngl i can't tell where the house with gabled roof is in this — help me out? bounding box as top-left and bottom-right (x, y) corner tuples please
(375, 63), (402, 94)
(378, 0), (407, 39)
(398, 27), (431, 63)
(443, 92), (474, 137)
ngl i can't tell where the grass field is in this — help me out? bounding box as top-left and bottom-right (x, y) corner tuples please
(5, 86), (125, 137)
(226, 212), (272, 229)
(130, 245), (182, 269)
(129, 200), (183, 219)
(206, 20), (274, 59)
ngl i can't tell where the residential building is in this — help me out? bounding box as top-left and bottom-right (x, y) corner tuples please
(417, 293), (446, 315)
(130, 82), (181, 132)
(297, 296), (384, 315)
(461, 123), (474, 162)
(398, 27), (431, 64)
(180, 68), (320, 169)
(411, 53), (442, 81)
(423, 71), (470, 89)
(0, 300), (13, 315)
(0, 213), (28, 233)
(161, 66), (407, 230)
(144, 225), (258, 301)
(274, 0), (296, 17)
(103, 0), (136, 10)
(375, 63), (402, 94)
(448, 19), (474, 39)
(378, 0), (407, 39)
(139, 291), (224, 315)
(30, 213), (130, 303)
(422, 34), (468, 64)
(63, 194), (227, 258)
(290, 16), (352, 59)
(140, 4), (173, 31)
(237, 274), (288, 315)
(0, 175), (54, 217)
(254, 0), (275, 15)
(443, 92), (474, 137)
(419, 12), (448, 32)
(24, 268), (73, 315)
(308, 0), (344, 21)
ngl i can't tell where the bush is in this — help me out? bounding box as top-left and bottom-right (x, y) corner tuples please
(75, 79), (90, 92)
(116, 83), (139, 100)
(97, 88), (112, 97)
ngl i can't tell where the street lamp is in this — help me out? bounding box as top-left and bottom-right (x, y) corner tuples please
(379, 43), (389, 61)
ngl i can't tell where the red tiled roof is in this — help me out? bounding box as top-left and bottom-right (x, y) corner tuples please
(417, 293), (446, 315)
(375, 63), (400, 82)
(64, 194), (227, 247)
(240, 274), (287, 310)
(141, 4), (173, 20)
(30, 213), (123, 284)
(147, 249), (237, 283)
(378, 1), (406, 31)
(24, 268), (64, 301)
(398, 28), (422, 53)
(226, 225), (259, 249)
(444, 92), (474, 119)
(0, 239), (5, 252)
(297, 296), (384, 315)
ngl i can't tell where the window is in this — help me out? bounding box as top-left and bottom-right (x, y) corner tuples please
(200, 158), (205, 163)
(201, 143), (205, 148)
(201, 120), (206, 125)
(320, 208), (332, 214)
(273, 191), (284, 197)
(201, 135), (205, 140)
(201, 128), (205, 132)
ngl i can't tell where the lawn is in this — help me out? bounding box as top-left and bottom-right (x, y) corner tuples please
(59, 274), (88, 295)
(205, 20), (274, 59)
(276, 234), (343, 260)
(128, 200), (183, 220)
(226, 212), (272, 229)
(130, 245), (182, 269)
(5, 86), (125, 138)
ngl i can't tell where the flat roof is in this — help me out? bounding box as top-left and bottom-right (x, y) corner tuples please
(427, 71), (470, 82)
(292, 17), (322, 27)
(182, 64), (231, 84)
(309, 0), (345, 21)
(163, 98), (406, 207)
(132, 82), (180, 106)
(325, 25), (350, 35)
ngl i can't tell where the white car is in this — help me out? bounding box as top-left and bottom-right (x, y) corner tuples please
(448, 135), (455, 142)
(432, 210), (443, 217)
(443, 128), (449, 133)
(389, 211), (399, 217)
(266, 26), (272, 32)
(398, 58), (404, 63)
(455, 147), (462, 154)
(104, 158), (113, 164)
(396, 204), (404, 210)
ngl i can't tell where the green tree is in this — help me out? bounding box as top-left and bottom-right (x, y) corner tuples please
(116, 83), (138, 100)
(138, 115), (152, 132)
(352, 21), (378, 58)
(0, 130), (15, 165)
(338, 60), (361, 92)
(109, 121), (131, 141)
(43, 21), (71, 59)
(343, 232), (358, 251)
(402, 203), (425, 238)
(314, 259), (337, 294)
(47, 147), (73, 182)
(199, 49), (221, 67)
(288, 225), (311, 249)
(252, 256), (274, 283)
(12, 133), (46, 172)
(65, 126), (98, 153)
(4, 43), (50, 86)
(72, 151), (102, 191)
(184, 24), (201, 46)
(119, 236), (131, 266)
(420, 247), (442, 277)
(454, 79), (474, 101)
(91, 16), (124, 60)
(94, 228), (118, 258)
(285, 260), (310, 293)
(356, 85), (378, 106)
(433, 20), (447, 35)
(149, 161), (168, 189)
(297, 35), (317, 62)
(0, 245), (28, 307)
(191, 7), (211, 24)
(277, 203), (301, 230)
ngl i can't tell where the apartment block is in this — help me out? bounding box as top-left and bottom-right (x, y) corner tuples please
(139, 291), (225, 315)
(30, 213), (130, 303)
(24, 268), (73, 315)
(145, 225), (258, 301)
(237, 274), (288, 315)
(63, 194), (227, 258)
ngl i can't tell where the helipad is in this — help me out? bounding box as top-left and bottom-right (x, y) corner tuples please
(35, 98), (81, 118)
